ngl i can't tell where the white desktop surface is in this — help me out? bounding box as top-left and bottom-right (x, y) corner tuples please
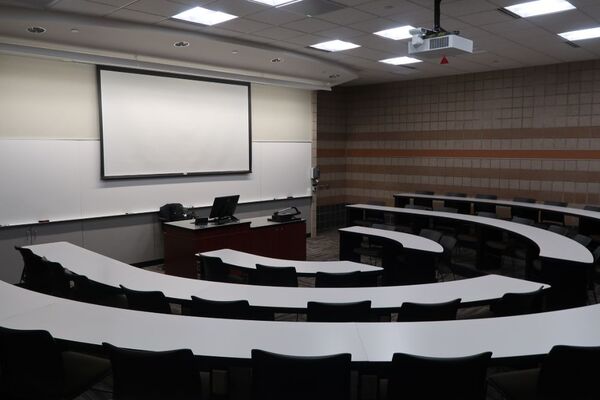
(25, 242), (547, 309)
(198, 248), (382, 274)
(339, 226), (444, 253)
(1, 281), (599, 362)
(395, 192), (600, 220)
(348, 204), (594, 264)
(356, 304), (600, 361)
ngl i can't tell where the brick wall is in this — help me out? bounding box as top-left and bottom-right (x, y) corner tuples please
(316, 59), (600, 229)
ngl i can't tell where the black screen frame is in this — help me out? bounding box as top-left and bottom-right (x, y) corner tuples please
(97, 65), (252, 180)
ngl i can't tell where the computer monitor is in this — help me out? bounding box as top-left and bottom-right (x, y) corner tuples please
(209, 195), (240, 222)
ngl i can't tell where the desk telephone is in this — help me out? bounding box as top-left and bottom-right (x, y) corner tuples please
(269, 207), (301, 222)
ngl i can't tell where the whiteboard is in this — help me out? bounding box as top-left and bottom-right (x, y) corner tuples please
(99, 67), (251, 178)
(0, 140), (311, 226)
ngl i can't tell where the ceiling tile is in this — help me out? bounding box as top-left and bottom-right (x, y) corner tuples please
(282, 17), (337, 33)
(108, 8), (168, 23)
(90, 0), (137, 7)
(317, 7), (373, 24)
(254, 26), (304, 40)
(246, 8), (305, 25)
(316, 25), (365, 39)
(459, 9), (517, 26)
(344, 45), (394, 60)
(352, 33), (409, 53)
(202, 0), (267, 17)
(355, 0), (426, 18)
(441, 0), (497, 17)
(349, 17), (403, 33)
(216, 17), (271, 32)
(530, 10), (597, 33)
(51, 0), (117, 15)
(284, 33), (328, 46)
(125, 0), (190, 17)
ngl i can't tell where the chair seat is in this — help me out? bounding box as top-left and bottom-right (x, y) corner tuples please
(488, 368), (540, 400)
(62, 351), (111, 399)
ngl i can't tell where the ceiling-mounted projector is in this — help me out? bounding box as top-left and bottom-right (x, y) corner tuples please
(409, 31), (473, 57)
(408, 0), (473, 57)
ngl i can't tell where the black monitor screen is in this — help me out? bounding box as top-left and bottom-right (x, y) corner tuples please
(209, 195), (240, 220)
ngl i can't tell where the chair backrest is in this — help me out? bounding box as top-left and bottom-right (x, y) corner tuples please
(371, 223), (396, 231)
(307, 300), (371, 322)
(315, 271), (362, 288)
(254, 264), (298, 287)
(70, 272), (126, 308)
(540, 201), (568, 225)
(0, 326), (64, 399)
(476, 211), (497, 219)
(474, 194), (497, 213)
(396, 299), (461, 322)
(444, 192), (470, 214)
(593, 246), (600, 264)
(511, 216), (535, 226)
(413, 191), (434, 208)
(436, 206), (459, 213)
(419, 228), (443, 243)
(42, 260), (71, 298)
(584, 205), (600, 212)
(572, 233), (593, 248)
(190, 296), (252, 319)
(388, 352), (492, 400)
(198, 255), (230, 283)
(491, 286), (545, 317)
(251, 349), (351, 400)
(439, 235), (457, 258)
(537, 345), (600, 399)
(512, 197), (539, 221)
(120, 285), (171, 314)
(103, 342), (202, 400)
(14, 246), (46, 291)
(548, 225), (568, 236)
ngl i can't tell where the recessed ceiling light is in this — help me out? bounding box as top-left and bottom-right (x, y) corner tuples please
(379, 56), (422, 65)
(504, 0), (575, 18)
(26, 26), (46, 34)
(172, 6), (237, 26)
(249, 0), (301, 6)
(309, 40), (360, 52)
(374, 25), (415, 40)
(70, 28), (79, 33)
(173, 41), (190, 47)
(271, 57), (283, 63)
(559, 27), (600, 41)
(232, 50), (239, 54)
(329, 73), (340, 79)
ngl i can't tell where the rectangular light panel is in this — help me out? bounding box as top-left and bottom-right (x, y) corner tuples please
(504, 0), (575, 18)
(172, 6), (237, 26)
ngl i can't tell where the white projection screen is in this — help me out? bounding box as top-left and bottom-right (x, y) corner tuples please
(98, 66), (251, 179)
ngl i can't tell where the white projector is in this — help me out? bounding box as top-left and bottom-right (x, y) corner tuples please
(408, 33), (473, 57)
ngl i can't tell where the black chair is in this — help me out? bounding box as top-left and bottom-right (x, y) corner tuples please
(489, 287), (545, 317)
(388, 351), (492, 400)
(103, 342), (202, 400)
(413, 190), (434, 209)
(396, 299), (461, 322)
(0, 326), (110, 400)
(474, 194), (497, 214)
(315, 271), (362, 287)
(15, 246), (46, 291)
(120, 285), (172, 314)
(254, 264), (298, 287)
(548, 224), (569, 236)
(437, 235), (458, 279)
(579, 205), (600, 236)
(540, 200), (568, 226)
(511, 197), (538, 221)
(198, 255), (230, 283)
(571, 233), (593, 249)
(251, 349), (351, 400)
(444, 192), (470, 214)
(307, 300), (371, 322)
(488, 345), (600, 400)
(418, 228), (443, 243)
(190, 296), (252, 319)
(69, 272), (127, 308)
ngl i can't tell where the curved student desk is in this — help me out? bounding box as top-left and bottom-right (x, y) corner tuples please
(1, 281), (599, 364)
(346, 204), (594, 265)
(339, 226), (444, 254)
(24, 242), (547, 312)
(197, 248), (383, 275)
(394, 192), (600, 224)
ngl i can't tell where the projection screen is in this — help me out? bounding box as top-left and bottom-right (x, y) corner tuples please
(98, 66), (251, 179)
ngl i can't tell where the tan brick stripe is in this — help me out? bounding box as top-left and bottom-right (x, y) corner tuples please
(318, 149), (600, 159)
(318, 127), (600, 141)
(318, 164), (600, 182)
